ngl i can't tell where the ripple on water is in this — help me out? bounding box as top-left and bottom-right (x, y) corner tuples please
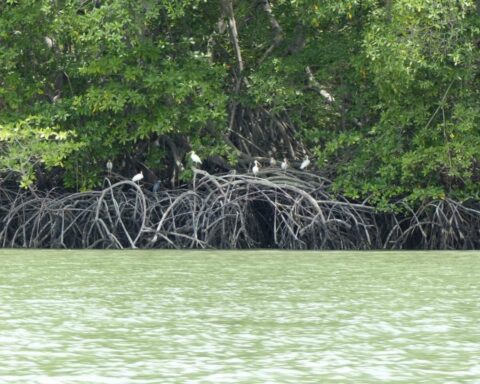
(0, 250), (480, 383)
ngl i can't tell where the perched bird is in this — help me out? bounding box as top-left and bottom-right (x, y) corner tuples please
(269, 157), (277, 167)
(281, 158), (288, 171)
(176, 160), (185, 172)
(300, 155), (310, 170)
(252, 160), (260, 177)
(52, 93), (61, 103)
(320, 89), (335, 103)
(152, 180), (161, 193)
(132, 171), (144, 183)
(44, 36), (54, 49)
(106, 160), (113, 175)
(190, 151), (202, 166)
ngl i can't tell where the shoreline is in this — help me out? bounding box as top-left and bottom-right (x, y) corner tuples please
(1, 170), (479, 250)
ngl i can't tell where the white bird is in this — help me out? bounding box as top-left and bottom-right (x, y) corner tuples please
(300, 156), (310, 170)
(190, 151), (202, 166)
(176, 160), (185, 172)
(106, 160), (113, 174)
(269, 157), (276, 167)
(252, 160), (260, 176)
(281, 158), (288, 171)
(132, 171), (143, 183)
(44, 36), (54, 49)
(320, 89), (335, 103)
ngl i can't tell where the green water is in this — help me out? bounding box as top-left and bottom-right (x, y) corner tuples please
(0, 250), (479, 383)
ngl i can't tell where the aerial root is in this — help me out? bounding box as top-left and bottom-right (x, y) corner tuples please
(1, 175), (479, 249)
(384, 198), (480, 249)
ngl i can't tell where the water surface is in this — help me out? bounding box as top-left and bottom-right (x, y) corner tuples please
(0, 250), (479, 383)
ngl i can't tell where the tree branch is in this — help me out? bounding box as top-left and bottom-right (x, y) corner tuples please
(222, 0), (244, 75)
(258, 0), (284, 64)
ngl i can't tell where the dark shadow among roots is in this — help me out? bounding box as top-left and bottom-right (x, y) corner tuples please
(2, 173), (480, 249)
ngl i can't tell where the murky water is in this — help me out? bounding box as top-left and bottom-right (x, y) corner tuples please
(0, 250), (479, 383)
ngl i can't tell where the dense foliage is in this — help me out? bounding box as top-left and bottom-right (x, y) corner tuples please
(1, 0), (479, 210)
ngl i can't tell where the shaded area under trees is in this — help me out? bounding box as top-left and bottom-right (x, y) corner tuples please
(2, 170), (480, 250)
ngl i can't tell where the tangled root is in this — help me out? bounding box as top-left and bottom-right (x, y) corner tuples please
(384, 198), (480, 249)
(0, 169), (379, 249)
